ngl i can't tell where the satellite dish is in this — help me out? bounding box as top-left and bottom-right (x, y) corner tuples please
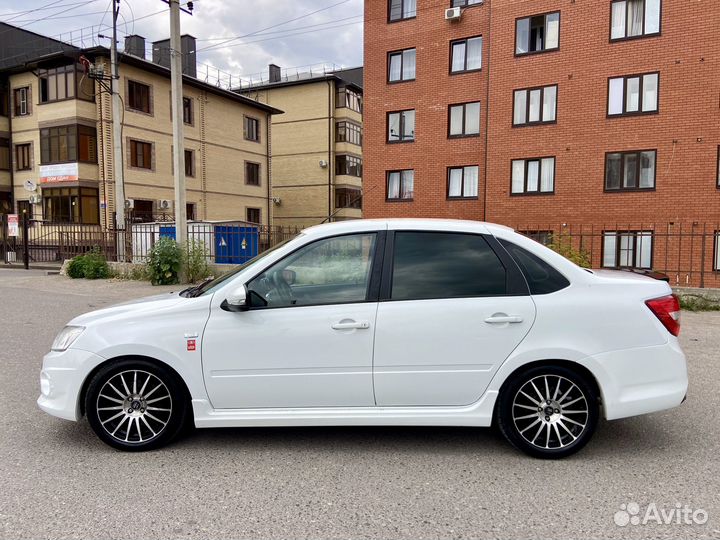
(24, 180), (36, 192)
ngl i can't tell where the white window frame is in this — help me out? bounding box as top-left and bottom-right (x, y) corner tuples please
(511, 157), (555, 195)
(608, 72), (659, 116)
(513, 84), (557, 125)
(610, 0), (661, 40)
(447, 165), (479, 199)
(603, 231), (653, 269)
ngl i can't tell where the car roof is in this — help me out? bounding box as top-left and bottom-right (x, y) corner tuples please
(301, 219), (514, 238)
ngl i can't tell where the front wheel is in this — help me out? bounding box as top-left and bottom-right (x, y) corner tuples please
(496, 365), (599, 459)
(85, 359), (189, 451)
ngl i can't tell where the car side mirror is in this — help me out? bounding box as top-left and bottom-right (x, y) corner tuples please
(221, 285), (249, 312)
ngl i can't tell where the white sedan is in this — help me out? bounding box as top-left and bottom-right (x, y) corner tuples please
(38, 220), (688, 458)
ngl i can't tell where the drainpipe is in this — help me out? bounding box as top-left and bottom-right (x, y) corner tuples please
(266, 112), (271, 228)
(327, 80), (333, 221)
(482, 0), (493, 222)
(7, 87), (15, 215)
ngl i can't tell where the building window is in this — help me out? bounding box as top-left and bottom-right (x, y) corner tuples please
(452, 0), (483, 6)
(388, 48), (416, 82)
(519, 230), (553, 246)
(449, 102), (481, 137)
(336, 155), (362, 177)
(184, 149), (194, 177)
(127, 80), (151, 114)
(389, 0), (416, 22)
(182, 97), (193, 124)
(17, 200), (33, 220)
(611, 0), (661, 40)
(608, 72), (659, 116)
(387, 169), (414, 201)
(605, 150), (656, 191)
(714, 232), (720, 271)
(447, 165), (479, 199)
(717, 146), (720, 189)
(40, 125), (97, 164)
(186, 203), (196, 221)
(511, 157), (555, 195)
(335, 187), (362, 209)
(42, 187), (99, 224)
(516, 12), (560, 55)
(15, 143), (31, 171)
(13, 87), (30, 116)
(0, 138), (8, 170)
(245, 161), (260, 186)
(450, 36), (482, 73)
(132, 199), (154, 222)
(129, 140), (152, 169)
(244, 116), (259, 142)
(513, 85), (557, 125)
(336, 86), (362, 113)
(39, 64), (92, 103)
(603, 231), (653, 269)
(246, 207), (261, 224)
(336, 121), (362, 146)
(0, 85), (8, 117)
(387, 110), (415, 142)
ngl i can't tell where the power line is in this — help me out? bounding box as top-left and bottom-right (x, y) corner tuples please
(0, 0), (77, 22)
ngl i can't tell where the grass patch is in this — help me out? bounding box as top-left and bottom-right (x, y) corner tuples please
(678, 294), (720, 312)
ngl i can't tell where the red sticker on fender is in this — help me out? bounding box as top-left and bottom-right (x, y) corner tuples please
(187, 339), (196, 351)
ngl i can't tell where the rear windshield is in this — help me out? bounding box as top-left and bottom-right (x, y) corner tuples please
(499, 239), (570, 295)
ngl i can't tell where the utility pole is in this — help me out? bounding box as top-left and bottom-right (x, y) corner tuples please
(169, 0), (188, 281)
(110, 0), (125, 230)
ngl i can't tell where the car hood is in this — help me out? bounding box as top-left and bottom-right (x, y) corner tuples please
(69, 291), (187, 327)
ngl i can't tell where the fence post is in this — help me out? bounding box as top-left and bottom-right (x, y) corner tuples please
(22, 213), (29, 270)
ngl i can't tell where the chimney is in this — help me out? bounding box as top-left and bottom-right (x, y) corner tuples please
(269, 64), (281, 83)
(124, 35), (145, 59)
(152, 35), (196, 78)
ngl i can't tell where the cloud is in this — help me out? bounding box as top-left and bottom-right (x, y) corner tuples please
(1, 0), (364, 79)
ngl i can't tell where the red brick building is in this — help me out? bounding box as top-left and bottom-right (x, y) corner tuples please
(363, 0), (720, 286)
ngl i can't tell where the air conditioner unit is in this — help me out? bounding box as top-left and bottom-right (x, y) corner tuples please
(271, 197), (281, 205)
(319, 160), (328, 168)
(29, 194), (41, 204)
(445, 7), (462, 20)
(124, 199), (135, 210)
(158, 199), (173, 211)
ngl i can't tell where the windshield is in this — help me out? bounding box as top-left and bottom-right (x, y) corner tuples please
(184, 238), (296, 297)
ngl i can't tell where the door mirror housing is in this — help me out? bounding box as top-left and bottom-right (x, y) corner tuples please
(221, 285), (249, 312)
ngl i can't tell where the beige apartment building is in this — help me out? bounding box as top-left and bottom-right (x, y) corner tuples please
(0, 24), (281, 230)
(239, 65), (363, 227)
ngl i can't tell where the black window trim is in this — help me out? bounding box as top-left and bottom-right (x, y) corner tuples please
(388, 0), (417, 23)
(386, 109), (415, 144)
(451, 0), (484, 8)
(713, 230), (720, 272)
(387, 48), (416, 84)
(448, 101), (481, 139)
(514, 10), (561, 58)
(497, 237), (571, 295)
(449, 35), (483, 75)
(601, 230), (654, 269)
(378, 230), (530, 302)
(604, 149), (657, 192)
(609, 0), (663, 43)
(386, 169), (414, 202)
(512, 84), (559, 127)
(244, 231), (386, 310)
(716, 145), (720, 190)
(607, 71), (660, 118)
(510, 156), (556, 196)
(446, 165), (480, 200)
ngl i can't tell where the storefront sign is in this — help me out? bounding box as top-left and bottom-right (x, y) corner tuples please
(8, 214), (19, 237)
(39, 163), (79, 183)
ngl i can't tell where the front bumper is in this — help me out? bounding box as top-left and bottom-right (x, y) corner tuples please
(37, 348), (106, 421)
(592, 338), (688, 420)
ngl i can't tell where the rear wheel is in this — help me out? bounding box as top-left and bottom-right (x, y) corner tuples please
(85, 359), (189, 451)
(496, 365), (599, 459)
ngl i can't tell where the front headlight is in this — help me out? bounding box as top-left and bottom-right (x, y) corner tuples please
(51, 326), (85, 352)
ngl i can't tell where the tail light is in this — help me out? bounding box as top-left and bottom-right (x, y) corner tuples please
(645, 294), (681, 336)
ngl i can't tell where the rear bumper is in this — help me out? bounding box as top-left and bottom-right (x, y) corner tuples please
(37, 348), (105, 422)
(590, 339), (688, 420)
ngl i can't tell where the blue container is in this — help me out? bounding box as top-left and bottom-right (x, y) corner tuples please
(159, 226), (176, 240)
(215, 225), (259, 264)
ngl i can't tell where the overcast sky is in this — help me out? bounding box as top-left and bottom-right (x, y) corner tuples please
(0, 0), (363, 84)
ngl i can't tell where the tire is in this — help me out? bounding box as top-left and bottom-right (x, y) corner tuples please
(85, 359), (189, 451)
(496, 365), (599, 459)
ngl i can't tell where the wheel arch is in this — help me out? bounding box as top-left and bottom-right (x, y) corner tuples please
(78, 355), (193, 418)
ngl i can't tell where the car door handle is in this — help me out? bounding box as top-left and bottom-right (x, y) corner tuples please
(484, 315), (524, 324)
(331, 320), (370, 330)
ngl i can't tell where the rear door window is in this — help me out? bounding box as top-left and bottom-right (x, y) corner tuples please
(390, 232), (506, 300)
(499, 239), (570, 294)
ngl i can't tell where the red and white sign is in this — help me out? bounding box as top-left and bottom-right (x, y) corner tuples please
(187, 339), (196, 351)
(39, 163), (79, 184)
(7, 214), (19, 237)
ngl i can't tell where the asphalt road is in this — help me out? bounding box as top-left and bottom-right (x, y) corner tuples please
(1, 269), (718, 540)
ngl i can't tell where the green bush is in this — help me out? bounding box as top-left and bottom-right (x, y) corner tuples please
(186, 239), (211, 283)
(547, 234), (592, 268)
(67, 248), (110, 280)
(678, 294), (720, 312)
(147, 237), (183, 285)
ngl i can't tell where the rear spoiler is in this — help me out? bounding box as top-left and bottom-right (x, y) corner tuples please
(620, 269), (670, 282)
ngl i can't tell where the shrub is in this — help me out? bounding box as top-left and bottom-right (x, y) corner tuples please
(66, 248), (110, 279)
(186, 239), (211, 283)
(147, 237), (183, 285)
(678, 294), (720, 312)
(547, 234), (592, 268)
